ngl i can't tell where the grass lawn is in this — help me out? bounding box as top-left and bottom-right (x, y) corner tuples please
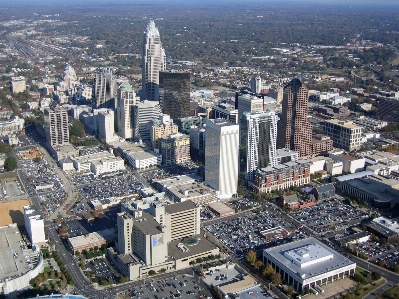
(338, 279), (385, 299)
(381, 285), (399, 298)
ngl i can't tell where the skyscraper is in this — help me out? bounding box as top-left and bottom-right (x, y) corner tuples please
(236, 93), (264, 121)
(117, 82), (136, 139)
(239, 110), (278, 184)
(251, 76), (262, 94)
(142, 20), (166, 101)
(159, 71), (190, 120)
(205, 119), (239, 199)
(44, 107), (70, 147)
(277, 77), (312, 158)
(97, 109), (117, 143)
(95, 67), (116, 108)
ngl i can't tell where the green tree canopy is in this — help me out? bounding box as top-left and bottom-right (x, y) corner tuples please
(4, 157), (17, 171)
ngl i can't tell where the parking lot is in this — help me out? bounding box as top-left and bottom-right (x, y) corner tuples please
(290, 199), (368, 234)
(85, 258), (118, 283)
(62, 208), (118, 237)
(126, 274), (205, 298)
(205, 210), (300, 255)
(74, 171), (144, 200)
(20, 158), (66, 215)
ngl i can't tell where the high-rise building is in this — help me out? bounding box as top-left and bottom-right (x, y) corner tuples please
(251, 76), (262, 94)
(189, 125), (206, 164)
(211, 100), (238, 124)
(321, 119), (363, 152)
(95, 67), (117, 108)
(159, 71), (190, 119)
(150, 114), (178, 149)
(10, 76), (26, 94)
(205, 119), (239, 199)
(239, 110), (278, 184)
(277, 77), (312, 158)
(176, 116), (203, 134)
(142, 20), (166, 101)
(57, 65), (80, 92)
(44, 107), (70, 147)
(160, 133), (190, 165)
(97, 109), (117, 143)
(117, 82), (136, 139)
(236, 93), (264, 121)
(132, 100), (162, 140)
(24, 206), (46, 245)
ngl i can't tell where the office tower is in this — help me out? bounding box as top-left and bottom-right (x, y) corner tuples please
(321, 119), (363, 151)
(205, 119), (239, 199)
(142, 20), (166, 101)
(117, 82), (136, 139)
(277, 77), (312, 158)
(159, 71), (190, 119)
(236, 93), (264, 121)
(95, 67), (116, 108)
(24, 206), (46, 245)
(176, 116), (203, 134)
(160, 133), (190, 165)
(132, 100), (162, 140)
(190, 125), (206, 164)
(251, 76), (262, 94)
(57, 65), (80, 92)
(117, 212), (134, 254)
(44, 107), (70, 147)
(150, 114), (178, 149)
(97, 109), (117, 143)
(10, 76), (26, 93)
(211, 100), (238, 124)
(240, 110), (278, 184)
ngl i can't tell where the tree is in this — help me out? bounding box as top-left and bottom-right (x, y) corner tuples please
(254, 260), (264, 271)
(262, 264), (274, 279)
(286, 286), (294, 296)
(148, 270), (156, 275)
(271, 272), (282, 285)
(0, 143), (12, 153)
(4, 157), (17, 171)
(245, 250), (257, 266)
(371, 272), (381, 280)
(58, 226), (68, 234)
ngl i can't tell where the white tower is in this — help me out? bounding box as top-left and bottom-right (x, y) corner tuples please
(251, 76), (262, 94)
(97, 109), (117, 143)
(95, 67), (116, 108)
(117, 82), (136, 139)
(24, 206), (46, 246)
(239, 110), (278, 184)
(142, 20), (166, 101)
(205, 119), (239, 199)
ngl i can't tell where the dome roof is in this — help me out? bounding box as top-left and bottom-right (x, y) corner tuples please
(119, 82), (133, 92)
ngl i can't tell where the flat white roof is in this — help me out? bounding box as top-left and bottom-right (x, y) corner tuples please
(264, 237), (355, 281)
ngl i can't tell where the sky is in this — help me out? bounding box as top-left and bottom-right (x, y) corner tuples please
(0, 0), (398, 7)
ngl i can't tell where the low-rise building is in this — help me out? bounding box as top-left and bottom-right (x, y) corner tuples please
(263, 237), (356, 292)
(330, 152), (365, 173)
(208, 201), (235, 217)
(72, 151), (125, 175)
(10, 76), (26, 93)
(0, 116), (25, 137)
(252, 160), (310, 193)
(311, 134), (333, 156)
(68, 229), (116, 254)
(312, 184), (335, 201)
(321, 119), (363, 151)
(278, 194), (316, 211)
(160, 133), (190, 165)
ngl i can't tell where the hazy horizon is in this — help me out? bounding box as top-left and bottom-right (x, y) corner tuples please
(1, 0), (398, 8)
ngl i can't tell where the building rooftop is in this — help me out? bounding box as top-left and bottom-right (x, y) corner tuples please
(325, 119), (362, 130)
(208, 201), (235, 215)
(68, 228), (116, 249)
(372, 217), (399, 234)
(133, 213), (163, 236)
(168, 232), (217, 260)
(164, 200), (197, 214)
(264, 237), (354, 281)
(0, 224), (38, 281)
(334, 171), (374, 183)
